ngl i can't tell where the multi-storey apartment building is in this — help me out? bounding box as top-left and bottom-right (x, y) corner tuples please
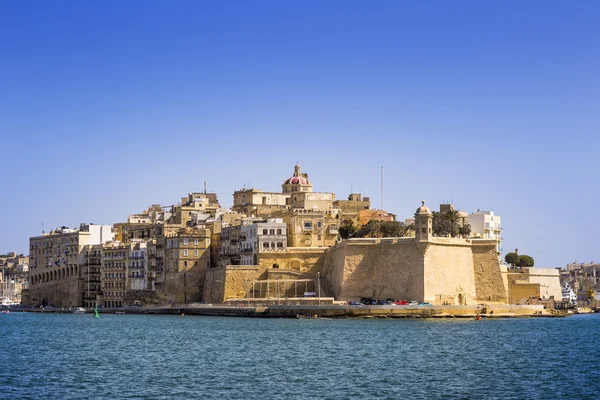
(101, 241), (128, 308)
(82, 244), (102, 308)
(164, 228), (211, 303)
(468, 210), (502, 258)
(128, 241), (148, 291)
(28, 224), (113, 307)
(239, 219), (287, 265)
(219, 224), (243, 267)
(281, 208), (340, 248)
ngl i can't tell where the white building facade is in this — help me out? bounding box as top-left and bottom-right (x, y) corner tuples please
(240, 219), (287, 265)
(468, 210), (502, 258)
(128, 242), (148, 291)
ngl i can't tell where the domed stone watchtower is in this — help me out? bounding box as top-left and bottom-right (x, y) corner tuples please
(282, 163), (313, 193)
(414, 201), (433, 242)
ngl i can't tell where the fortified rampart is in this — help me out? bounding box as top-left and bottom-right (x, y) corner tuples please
(27, 278), (84, 307)
(321, 237), (507, 304)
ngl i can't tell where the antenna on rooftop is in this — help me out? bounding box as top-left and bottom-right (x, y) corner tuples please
(380, 167), (384, 212)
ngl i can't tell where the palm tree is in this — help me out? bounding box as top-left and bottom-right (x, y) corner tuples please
(443, 210), (461, 238)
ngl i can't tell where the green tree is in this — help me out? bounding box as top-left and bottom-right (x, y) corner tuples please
(458, 224), (471, 238)
(432, 212), (447, 237)
(504, 252), (519, 267)
(433, 210), (464, 237)
(338, 220), (357, 240)
(380, 221), (407, 237)
(352, 220), (407, 238)
(444, 210), (461, 238)
(518, 255), (535, 268)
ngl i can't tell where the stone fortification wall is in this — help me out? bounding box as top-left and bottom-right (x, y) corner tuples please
(257, 248), (327, 273)
(423, 240), (477, 304)
(471, 240), (507, 302)
(204, 265), (266, 303)
(322, 238), (424, 302)
(27, 278), (84, 307)
(322, 237), (507, 305)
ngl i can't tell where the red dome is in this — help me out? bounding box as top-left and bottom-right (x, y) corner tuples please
(284, 176), (310, 185)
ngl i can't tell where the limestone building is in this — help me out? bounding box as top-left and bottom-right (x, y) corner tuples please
(280, 208), (340, 248)
(101, 241), (128, 308)
(239, 218), (287, 265)
(82, 244), (102, 308)
(28, 224), (114, 307)
(502, 266), (562, 304)
(163, 228), (211, 303)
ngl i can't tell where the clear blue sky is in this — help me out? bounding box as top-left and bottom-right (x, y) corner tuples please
(1, 1), (598, 267)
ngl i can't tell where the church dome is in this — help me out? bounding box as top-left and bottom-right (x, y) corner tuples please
(284, 175), (310, 185)
(415, 201), (432, 216)
(282, 163), (312, 188)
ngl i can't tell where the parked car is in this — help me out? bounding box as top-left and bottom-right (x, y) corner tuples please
(408, 301), (418, 306)
(418, 302), (432, 306)
(347, 301), (361, 306)
(393, 300), (408, 305)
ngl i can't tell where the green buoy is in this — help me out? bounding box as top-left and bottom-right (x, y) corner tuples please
(93, 303), (99, 318)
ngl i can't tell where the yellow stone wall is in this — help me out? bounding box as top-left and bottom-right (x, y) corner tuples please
(471, 241), (508, 302)
(322, 238), (424, 302)
(27, 278), (84, 307)
(203, 265), (266, 303)
(321, 237), (507, 304)
(257, 248), (327, 273)
(423, 240), (477, 304)
(509, 282), (541, 304)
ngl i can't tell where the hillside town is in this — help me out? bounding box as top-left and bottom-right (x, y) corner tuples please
(1, 164), (595, 312)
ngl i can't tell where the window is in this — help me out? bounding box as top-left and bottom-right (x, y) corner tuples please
(304, 222), (313, 230)
(263, 229), (268, 235)
(194, 249), (198, 257)
(271, 242), (275, 249)
(277, 229), (282, 235)
(263, 242), (269, 249)
(277, 242), (283, 249)
(184, 261), (187, 267)
(269, 229), (275, 235)
(194, 239), (199, 245)
(317, 222), (322, 228)
(183, 238), (188, 245)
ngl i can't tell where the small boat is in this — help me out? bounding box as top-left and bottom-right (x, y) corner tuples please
(574, 307), (593, 314)
(115, 311), (125, 315)
(73, 307), (86, 314)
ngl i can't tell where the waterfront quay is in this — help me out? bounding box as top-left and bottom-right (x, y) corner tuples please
(8, 303), (566, 318)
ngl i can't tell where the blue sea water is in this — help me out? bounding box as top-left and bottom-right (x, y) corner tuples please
(1, 313), (599, 399)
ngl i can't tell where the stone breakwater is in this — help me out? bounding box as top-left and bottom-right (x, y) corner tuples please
(8, 304), (568, 318)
